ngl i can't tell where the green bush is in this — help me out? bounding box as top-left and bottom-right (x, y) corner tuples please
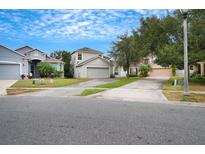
(37, 62), (55, 78)
(139, 64), (152, 77)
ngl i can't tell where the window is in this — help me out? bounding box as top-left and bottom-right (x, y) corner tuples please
(78, 53), (82, 60)
(190, 65), (194, 70)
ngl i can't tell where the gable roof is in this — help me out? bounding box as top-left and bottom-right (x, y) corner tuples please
(15, 46), (33, 54)
(76, 55), (111, 67)
(26, 48), (46, 55)
(0, 44), (25, 57)
(72, 47), (103, 55)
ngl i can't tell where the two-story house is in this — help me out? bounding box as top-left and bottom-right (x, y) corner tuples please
(0, 45), (64, 79)
(71, 47), (115, 78)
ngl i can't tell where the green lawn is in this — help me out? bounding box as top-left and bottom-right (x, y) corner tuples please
(11, 78), (89, 88)
(163, 76), (205, 91)
(80, 89), (106, 96)
(95, 77), (142, 88)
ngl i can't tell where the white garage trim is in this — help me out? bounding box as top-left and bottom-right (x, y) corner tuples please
(0, 61), (22, 74)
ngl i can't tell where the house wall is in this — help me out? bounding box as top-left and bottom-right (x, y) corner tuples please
(75, 58), (111, 78)
(0, 46), (28, 75)
(71, 52), (100, 65)
(113, 65), (127, 77)
(50, 63), (64, 71)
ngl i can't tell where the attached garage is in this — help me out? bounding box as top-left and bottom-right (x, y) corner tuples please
(0, 63), (20, 80)
(149, 68), (172, 77)
(87, 67), (109, 78)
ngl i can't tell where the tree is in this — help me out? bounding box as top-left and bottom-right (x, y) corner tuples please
(136, 10), (205, 69)
(37, 62), (55, 78)
(50, 51), (73, 78)
(109, 33), (141, 77)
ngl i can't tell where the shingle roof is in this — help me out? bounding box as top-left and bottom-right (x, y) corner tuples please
(72, 47), (103, 55)
(46, 57), (64, 63)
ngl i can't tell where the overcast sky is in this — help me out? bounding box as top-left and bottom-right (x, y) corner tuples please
(0, 9), (169, 54)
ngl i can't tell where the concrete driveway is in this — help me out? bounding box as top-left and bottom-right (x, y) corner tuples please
(94, 77), (168, 102)
(19, 79), (116, 97)
(0, 80), (16, 96)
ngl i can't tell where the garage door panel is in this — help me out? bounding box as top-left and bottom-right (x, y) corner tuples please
(149, 68), (172, 77)
(87, 67), (109, 78)
(0, 64), (20, 80)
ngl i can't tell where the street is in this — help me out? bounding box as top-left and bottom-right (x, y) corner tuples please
(0, 96), (205, 144)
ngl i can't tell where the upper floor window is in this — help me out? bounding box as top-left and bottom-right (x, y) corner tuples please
(78, 53), (82, 60)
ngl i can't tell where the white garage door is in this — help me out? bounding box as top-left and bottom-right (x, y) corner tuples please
(0, 64), (20, 80)
(87, 67), (109, 78)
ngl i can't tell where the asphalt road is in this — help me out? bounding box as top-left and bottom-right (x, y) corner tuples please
(0, 96), (205, 144)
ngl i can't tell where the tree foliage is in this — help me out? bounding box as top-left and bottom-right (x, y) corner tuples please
(50, 51), (73, 78)
(111, 10), (205, 72)
(109, 33), (142, 77)
(37, 62), (55, 78)
(136, 10), (205, 68)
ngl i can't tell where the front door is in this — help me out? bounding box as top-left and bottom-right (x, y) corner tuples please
(31, 60), (41, 78)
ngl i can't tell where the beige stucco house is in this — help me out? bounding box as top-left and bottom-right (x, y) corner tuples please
(71, 47), (113, 78)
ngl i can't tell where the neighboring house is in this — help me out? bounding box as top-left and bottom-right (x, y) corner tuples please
(193, 62), (205, 76)
(176, 62), (205, 76)
(127, 56), (172, 77)
(0, 45), (64, 80)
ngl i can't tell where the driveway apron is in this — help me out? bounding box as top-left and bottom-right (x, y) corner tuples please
(0, 80), (17, 96)
(95, 77), (168, 102)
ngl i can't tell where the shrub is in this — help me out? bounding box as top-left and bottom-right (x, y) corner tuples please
(21, 74), (26, 80)
(139, 64), (152, 77)
(110, 74), (115, 78)
(27, 74), (32, 79)
(37, 62), (55, 78)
